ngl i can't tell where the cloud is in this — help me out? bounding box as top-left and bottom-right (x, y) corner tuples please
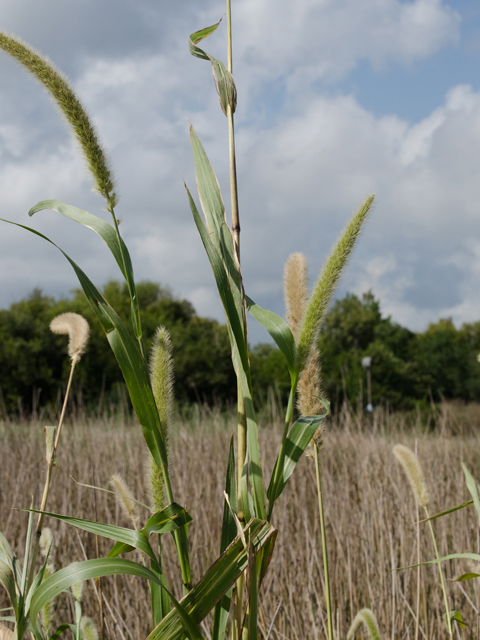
(0, 1), (474, 343)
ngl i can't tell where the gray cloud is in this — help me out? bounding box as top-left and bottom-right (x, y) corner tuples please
(0, 0), (474, 344)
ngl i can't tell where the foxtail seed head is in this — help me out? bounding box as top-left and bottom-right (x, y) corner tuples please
(80, 617), (99, 640)
(0, 33), (117, 208)
(44, 426), (55, 462)
(39, 527), (53, 558)
(150, 327), (174, 446)
(284, 252), (308, 342)
(110, 474), (140, 529)
(296, 195), (374, 373)
(50, 313), (90, 364)
(40, 561), (55, 633)
(393, 444), (429, 508)
(297, 348), (324, 417)
(145, 450), (165, 512)
(347, 608), (381, 640)
(71, 580), (84, 602)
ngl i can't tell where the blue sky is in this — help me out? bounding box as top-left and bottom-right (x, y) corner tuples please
(0, 0), (479, 344)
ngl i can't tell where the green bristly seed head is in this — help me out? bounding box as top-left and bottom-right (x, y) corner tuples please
(284, 252), (309, 343)
(150, 326), (174, 450)
(80, 617), (99, 640)
(296, 194), (374, 373)
(0, 32), (118, 209)
(347, 608), (381, 640)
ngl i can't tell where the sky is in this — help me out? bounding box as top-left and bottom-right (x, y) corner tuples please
(0, 0), (479, 344)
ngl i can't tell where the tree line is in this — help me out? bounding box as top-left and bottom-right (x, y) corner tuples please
(0, 283), (479, 416)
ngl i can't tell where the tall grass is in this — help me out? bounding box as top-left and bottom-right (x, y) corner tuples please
(2, 405), (480, 638)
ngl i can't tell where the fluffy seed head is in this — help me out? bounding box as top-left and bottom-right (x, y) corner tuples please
(393, 444), (429, 508)
(296, 195), (374, 373)
(50, 313), (90, 364)
(297, 348), (325, 417)
(110, 474), (140, 529)
(347, 608), (381, 640)
(39, 527), (53, 558)
(284, 252), (308, 342)
(71, 580), (84, 602)
(145, 450), (165, 512)
(44, 426), (55, 462)
(150, 327), (174, 446)
(0, 33), (118, 208)
(40, 562), (55, 633)
(80, 617), (99, 640)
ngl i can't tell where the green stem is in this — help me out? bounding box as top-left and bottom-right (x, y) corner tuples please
(267, 379), (297, 521)
(314, 445), (333, 640)
(162, 464), (191, 593)
(425, 507), (452, 636)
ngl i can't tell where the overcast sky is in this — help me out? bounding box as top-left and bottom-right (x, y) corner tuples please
(0, 0), (479, 343)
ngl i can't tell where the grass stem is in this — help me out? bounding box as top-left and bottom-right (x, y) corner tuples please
(425, 507), (452, 636)
(314, 445), (333, 640)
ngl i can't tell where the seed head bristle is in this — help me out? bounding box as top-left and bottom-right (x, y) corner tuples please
(297, 348), (325, 417)
(150, 327), (175, 448)
(393, 444), (429, 508)
(283, 252), (308, 342)
(40, 562), (55, 633)
(0, 32), (118, 208)
(44, 426), (55, 462)
(145, 449), (165, 512)
(80, 617), (99, 640)
(39, 527), (53, 558)
(296, 195), (374, 373)
(71, 580), (84, 602)
(347, 608), (381, 640)
(110, 474), (140, 529)
(50, 313), (90, 364)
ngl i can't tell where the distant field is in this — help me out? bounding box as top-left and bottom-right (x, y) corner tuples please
(2, 403), (480, 639)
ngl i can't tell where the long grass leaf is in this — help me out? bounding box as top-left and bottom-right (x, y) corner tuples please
(29, 559), (202, 640)
(212, 437), (237, 640)
(420, 500), (473, 523)
(23, 509), (157, 563)
(147, 519), (276, 640)
(189, 21), (236, 116)
(0, 560), (17, 609)
(28, 199), (142, 339)
(267, 414), (328, 503)
(462, 463), (480, 528)
(0, 219), (168, 474)
(246, 296), (296, 376)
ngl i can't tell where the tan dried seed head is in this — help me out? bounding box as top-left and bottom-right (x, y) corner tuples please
(110, 474), (140, 529)
(283, 252), (308, 342)
(50, 313), (89, 364)
(39, 527), (53, 558)
(0, 624), (14, 640)
(393, 444), (429, 508)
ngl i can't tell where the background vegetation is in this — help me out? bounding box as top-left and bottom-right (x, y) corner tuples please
(2, 286), (480, 417)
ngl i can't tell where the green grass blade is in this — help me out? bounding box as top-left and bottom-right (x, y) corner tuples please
(21, 499), (35, 595)
(420, 500), (473, 522)
(0, 559), (17, 609)
(30, 559), (202, 640)
(107, 541), (134, 557)
(189, 21), (236, 115)
(0, 532), (22, 588)
(212, 437), (237, 640)
(147, 519), (276, 640)
(28, 199), (142, 340)
(144, 505), (192, 536)
(267, 414), (328, 503)
(452, 572), (480, 582)
(245, 296), (296, 376)
(23, 509), (157, 563)
(0, 219), (168, 475)
(49, 623), (75, 639)
(462, 463), (480, 527)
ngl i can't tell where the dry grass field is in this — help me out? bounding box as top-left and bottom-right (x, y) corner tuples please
(2, 401), (480, 639)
